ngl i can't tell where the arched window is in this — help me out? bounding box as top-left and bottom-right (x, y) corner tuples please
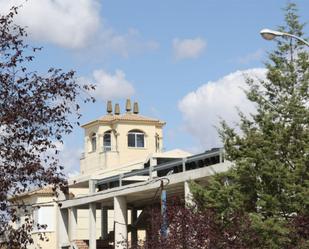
(128, 129), (144, 148)
(103, 130), (112, 151)
(91, 133), (97, 152)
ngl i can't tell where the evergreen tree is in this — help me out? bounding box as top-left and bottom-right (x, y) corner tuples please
(191, 3), (309, 248)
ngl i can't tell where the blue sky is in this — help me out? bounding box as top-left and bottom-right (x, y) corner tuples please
(1, 0), (308, 174)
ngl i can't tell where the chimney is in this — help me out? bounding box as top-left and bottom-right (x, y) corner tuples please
(106, 100), (112, 114)
(125, 99), (131, 113)
(133, 102), (139, 114)
(114, 103), (120, 115)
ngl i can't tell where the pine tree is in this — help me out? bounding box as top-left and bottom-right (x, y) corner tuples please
(191, 3), (309, 248)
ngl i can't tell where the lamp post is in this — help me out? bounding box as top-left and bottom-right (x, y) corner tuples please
(260, 28), (309, 47)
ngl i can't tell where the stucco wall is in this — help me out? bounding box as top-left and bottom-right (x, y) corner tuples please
(80, 121), (163, 175)
(11, 195), (58, 249)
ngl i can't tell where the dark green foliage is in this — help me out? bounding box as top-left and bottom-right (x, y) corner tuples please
(191, 3), (309, 248)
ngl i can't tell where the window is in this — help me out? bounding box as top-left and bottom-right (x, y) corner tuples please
(33, 206), (54, 232)
(128, 130), (145, 148)
(91, 133), (97, 152)
(103, 131), (111, 151)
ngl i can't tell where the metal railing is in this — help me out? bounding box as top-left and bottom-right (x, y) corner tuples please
(96, 148), (224, 190)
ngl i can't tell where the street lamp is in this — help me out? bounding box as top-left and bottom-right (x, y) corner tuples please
(260, 28), (309, 47)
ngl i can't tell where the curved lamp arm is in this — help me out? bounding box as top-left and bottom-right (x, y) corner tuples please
(260, 28), (309, 47)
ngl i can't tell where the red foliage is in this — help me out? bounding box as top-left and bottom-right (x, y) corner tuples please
(287, 214), (309, 249)
(131, 200), (309, 249)
(0, 6), (94, 248)
(129, 200), (258, 249)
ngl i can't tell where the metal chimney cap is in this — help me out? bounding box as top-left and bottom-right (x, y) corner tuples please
(133, 102), (139, 114)
(125, 99), (132, 112)
(107, 100), (112, 114)
(114, 103), (120, 115)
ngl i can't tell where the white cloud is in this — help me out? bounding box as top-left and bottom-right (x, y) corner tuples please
(173, 37), (206, 60)
(83, 69), (135, 101)
(53, 141), (82, 176)
(178, 68), (267, 150)
(98, 28), (159, 58)
(235, 49), (265, 64)
(0, 0), (101, 49)
(0, 1), (158, 55)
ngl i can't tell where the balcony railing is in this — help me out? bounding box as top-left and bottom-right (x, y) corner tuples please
(95, 148), (224, 191)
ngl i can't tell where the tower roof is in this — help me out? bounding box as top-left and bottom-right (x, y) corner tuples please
(81, 113), (165, 128)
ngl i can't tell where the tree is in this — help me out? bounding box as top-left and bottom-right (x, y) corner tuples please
(0, 7), (94, 248)
(191, 3), (309, 249)
(131, 201), (262, 249)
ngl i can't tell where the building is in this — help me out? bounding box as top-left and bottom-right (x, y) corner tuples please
(9, 99), (231, 249)
(9, 187), (59, 249)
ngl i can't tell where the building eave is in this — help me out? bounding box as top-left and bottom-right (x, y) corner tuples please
(81, 119), (165, 129)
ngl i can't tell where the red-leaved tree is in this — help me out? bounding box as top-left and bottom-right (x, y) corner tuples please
(0, 6), (94, 248)
(131, 199), (309, 249)
(132, 201), (260, 249)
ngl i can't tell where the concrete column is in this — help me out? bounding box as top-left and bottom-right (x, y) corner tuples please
(131, 208), (138, 247)
(149, 157), (157, 179)
(88, 179), (97, 249)
(58, 208), (69, 248)
(89, 179), (97, 194)
(101, 204), (108, 240)
(182, 158), (187, 172)
(184, 181), (194, 207)
(69, 207), (78, 242)
(89, 203), (96, 249)
(114, 196), (127, 249)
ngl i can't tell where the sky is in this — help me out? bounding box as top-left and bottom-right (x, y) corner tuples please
(0, 0), (308, 175)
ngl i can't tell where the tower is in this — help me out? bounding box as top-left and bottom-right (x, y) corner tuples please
(80, 99), (165, 175)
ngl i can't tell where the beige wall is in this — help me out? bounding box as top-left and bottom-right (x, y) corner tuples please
(11, 195), (58, 249)
(12, 192), (146, 249)
(69, 187), (90, 197)
(77, 209), (114, 240)
(76, 208), (144, 242)
(80, 121), (163, 175)
(31, 231), (57, 249)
